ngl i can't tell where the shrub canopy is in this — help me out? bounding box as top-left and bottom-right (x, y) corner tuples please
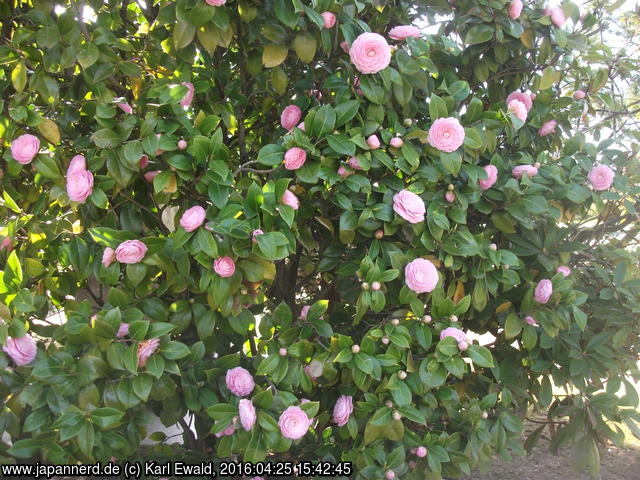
(0, 0), (639, 477)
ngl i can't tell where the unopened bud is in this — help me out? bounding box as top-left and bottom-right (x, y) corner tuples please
(422, 315), (432, 324)
(392, 411), (402, 421)
(450, 315), (458, 323)
(279, 347), (287, 356)
(385, 400), (393, 408)
(374, 229), (384, 239)
(385, 471), (395, 480)
(416, 446), (428, 458)
(371, 281), (381, 291)
(482, 411), (489, 419)
(177, 139), (187, 150)
(489, 243), (497, 251)
(362, 282), (370, 290)
(534, 162), (541, 168)
(458, 340), (468, 351)
(447, 184), (455, 191)
(382, 337), (390, 345)
(403, 118), (413, 126)
(397, 370), (407, 380)
(351, 344), (360, 354)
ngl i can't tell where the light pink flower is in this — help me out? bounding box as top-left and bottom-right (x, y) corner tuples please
(139, 155), (149, 169)
(10, 134), (40, 164)
(180, 82), (195, 107)
(144, 170), (160, 182)
(180, 206), (206, 232)
(239, 399), (257, 431)
(508, 0), (523, 19)
(137, 338), (160, 367)
(304, 360), (323, 380)
(538, 119), (557, 136)
(428, 117), (465, 152)
(512, 165), (538, 179)
(3, 335), (37, 366)
(573, 90), (586, 100)
(333, 395), (353, 427)
(458, 340), (468, 350)
(508, 99), (527, 122)
(445, 191), (456, 203)
(297, 122), (305, 131)
(116, 323), (130, 338)
(367, 135), (380, 150)
(115, 240), (148, 264)
(389, 26), (421, 40)
(525, 315), (539, 327)
(548, 6), (566, 26)
(214, 422), (235, 437)
(67, 154), (87, 175)
(177, 139), (188, 150)
(102, 247), (116, 267)
(405, 258), (439, 293)
(252, 229), (264, 243)
(534, 279), (553, 303)
(479, 165), (498, 190)
(588, 165), (614, 191)
(278, 406), (312, 440)
(67, 169), (94, 203)
(393, 190), (426, 224)
(281, 105), (302, 131)
(281, 189), (299, 210)
(506, 91), (533, 111)
(390, 137), (404, 148)
(349, 32), (391, 74)
(226, 366), (255, 397)
(300, 305), (310, 320)
(340, 41), (350, 53)
(337, 166), (352, 177)
(321, 11), (336, 28)
(348, 156), (362, 170)
(1, 237), (12, 251)
(416, 446), (428, 458)
(117, 102), (133, 114)
(284, 147), (307, 170)
(214, 256), (235, 278)
(440, 327), (467, 343)
(556, 266), (571, 277)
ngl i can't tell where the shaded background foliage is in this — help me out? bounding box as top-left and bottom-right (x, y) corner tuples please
(0, 0), (639, 478)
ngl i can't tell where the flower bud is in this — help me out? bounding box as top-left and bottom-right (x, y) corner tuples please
(534, 162), (541, 168)
(397, 370), (407, 380)
(447, 184), (455, 191)
(416, 446), (428, 458)
(351, 344), (360, 354)
(458, 340), (468, 351)
(177, 139), (187, 150)
(362, 282), (370, 290)
(489, 243), (497, 251)
(382, 336), (390, 345)
(385, 471), (395, 480)
(374, 229), (384, 239)
(403, 118), (413, 126)
(371, 281), (381, 291)
(482, 411), (489, 419)
(445, 191), (456, 203)
(422, 315), (432, 324)
(279, 347), (287, 356)
(391, 318), (400, 326)
(450, 315), (458, 323)
(392, 411), (402, 421)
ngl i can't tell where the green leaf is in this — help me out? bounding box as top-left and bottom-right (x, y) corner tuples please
(174, 20), (196, 49)
(7, 439), (43, 458)
(465, 24), (494, 45)
(312, 105), (336, 138)
(440, 151), (462, 175)
(161, 341), (190, 360)
(429, 94), (448, 120)
(334, 100), (360, 127)
(90, 408), (125, 428)
(466, 344), (494, 367)
(326, 134), (356, 156)
(257, 144), (284, 166)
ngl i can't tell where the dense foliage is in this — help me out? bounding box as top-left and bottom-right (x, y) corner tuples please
(1, 0), (639, 478)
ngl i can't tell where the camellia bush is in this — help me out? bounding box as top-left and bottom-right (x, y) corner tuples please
(1, 0), (639, 478)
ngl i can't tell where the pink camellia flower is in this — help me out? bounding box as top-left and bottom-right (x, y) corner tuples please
(512, 165), (538, 179)
(139, 155), (149, 169)
(440, 327), (468, 352)
(214, 256), (236, 278)
(284, 147), (307, 170)
(278, 406), (312, 440)
(11, 134), (40, 164)
(389, 25), (421, 40)
(252, 229), (264, 243)
(281, 105), (302, 131)
(180, 82), (195, 107)
(508, 0), (523, 19)
(116, 323), (130, 338)
(390, 137), (404, 148)
(280, 189), (299, 210)
(177, 139), (188, 150)
(367, 135), (380, 150)
(1, 237), (12, 251)
(479, 165), (498, 190)
(66, 160), (94, 204)
(3, 335), (37, 366)
(102, 247), (116, 267)
(238, 399), (257, 431)
(534, 279), (553, 303)
(458, 340), (469, 350)
(137, 338), (160, 367)
(538, 119), (557, 136)
(349, 32), (392, 74)
(321, 11), (336, 28)
(144, 170), (160, 182)
(416, 446), (428, 458)
(588, 165), (614, 191)
(337, 166), (352, 178)
(117, 102), (133, 114)
(304, 359), (323, 380)
(506, 91), (533, 111)
(508, 99), (527, 122)
(297, 122), (305, 131)
(348, 156), (362, 170)
(180, 206), (206, 232)
(393, 190), (425, 224)
(556, 266), (571, 277)
(525, 315), (539, 327)
(405, 258), (439, 293)
(214, 422), (235, 437)
(573, 90), (586, 100)
(115, 240), (148, 264)
(548, 6), (566, 27)
(428, 117), (465, 152)
(340, 41), (350, 53)
(226, 366), (255, 397)
(300, 305), (310, 320)
(333, 395), (353, 427)
(445, 191), (456, 203)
